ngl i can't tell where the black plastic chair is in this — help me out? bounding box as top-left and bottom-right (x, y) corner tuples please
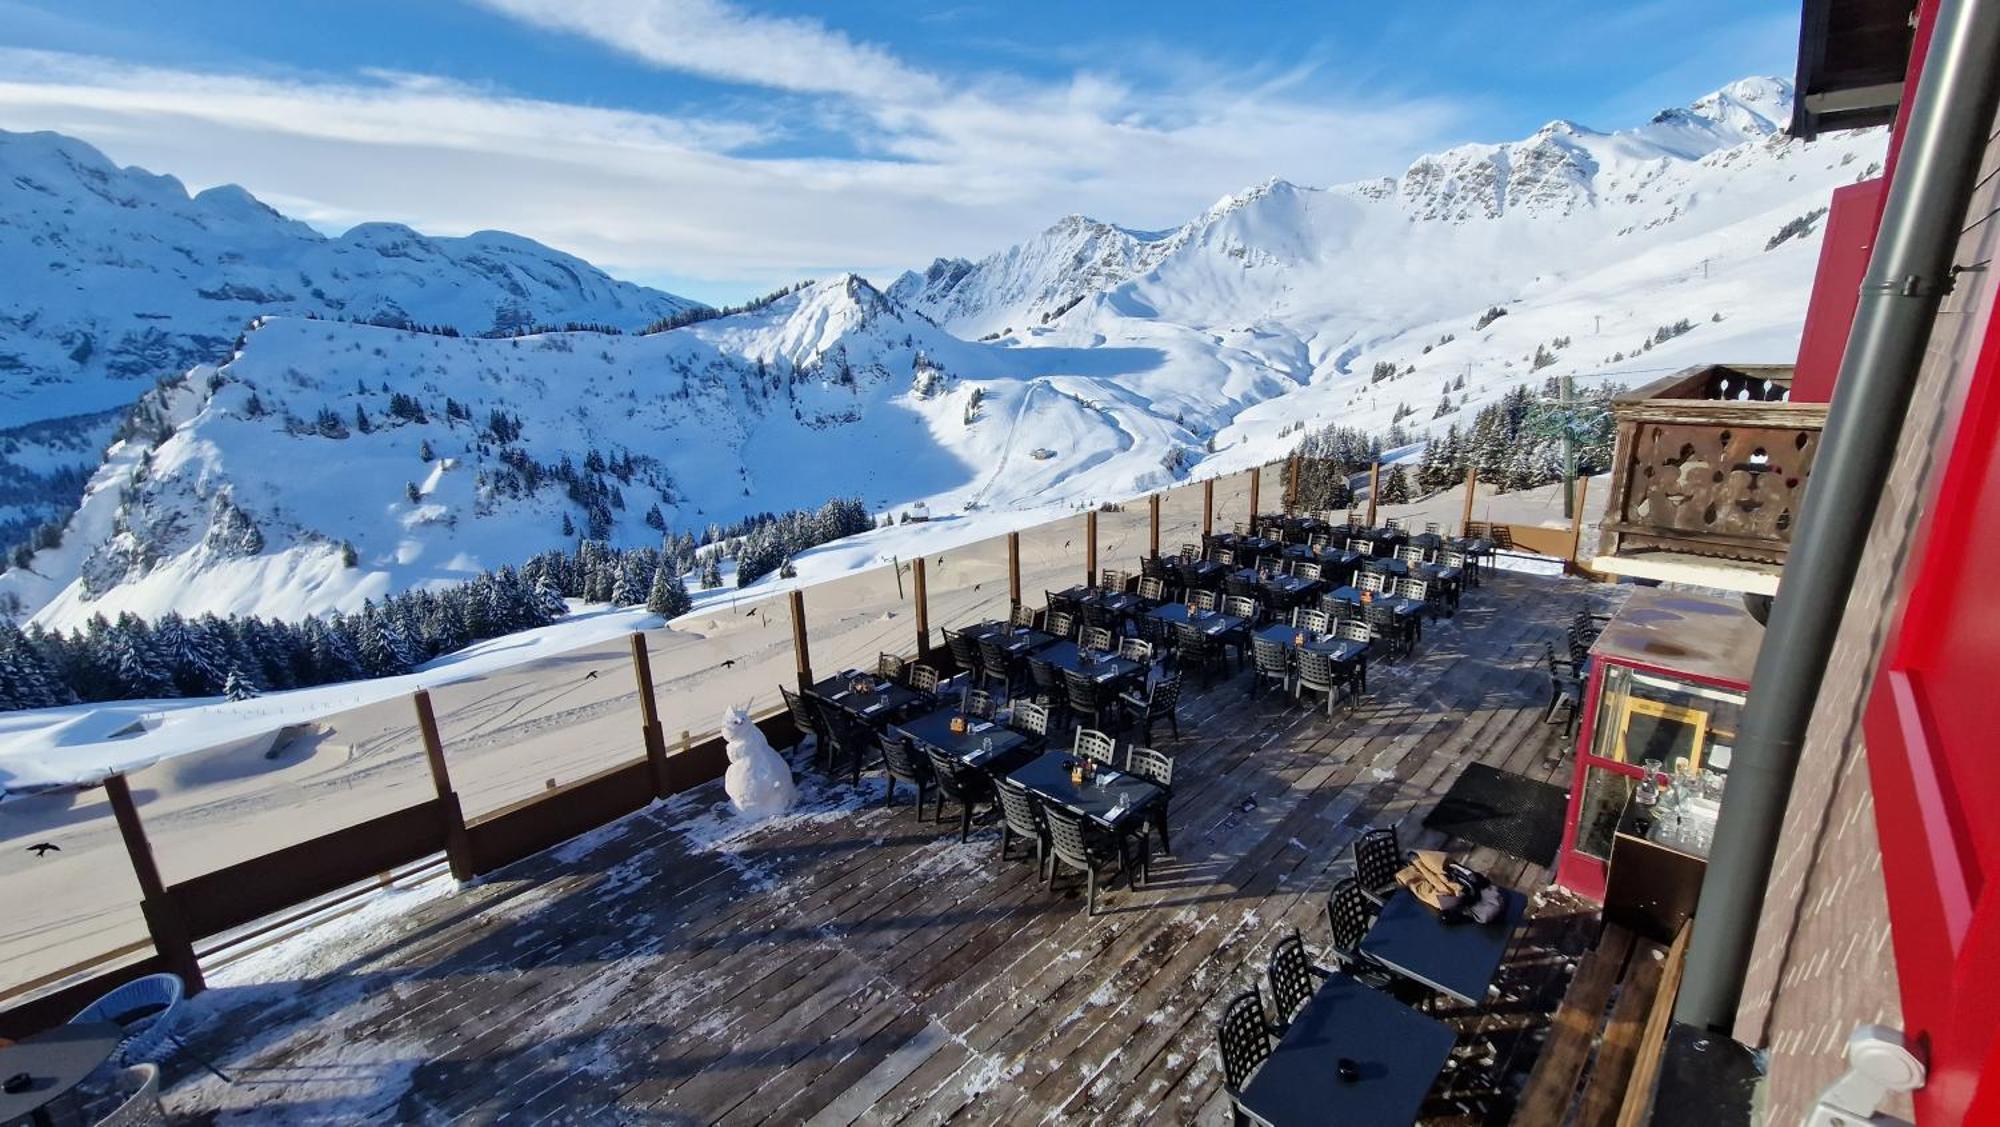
(1354, 826), (1402, 906)
(1267, 930), (1332, 1025)
(879, 732), (932, 816)
(780, 686), (825, 758)
(996, 778), (1050, 881)
(1173, 622), (1227, 688)
(1544, 641), (1584, 736)
(1027, 656), (1068, 726)
(1073, 727), (1118, 766)
(924, 745), (994, 842)
(1125, 745), (1175, 854)
(1118, 671), (1182, 744)
(963, 687), (999, 721)
(1009, 699), (1054, 751)
(1251, 637), (1292, 698)
(944, 629), (984, 684)
(1216, 988), (1276, 1126)
(1294, 648), (1347, 716)
(1324, 876), (1402, 993)
(1063, 669), (1115, 732)
(1046, 806), (1143, 916)
(877, 652), (908, 685)
(908, 663), (941, 700)
(977, 635), (1022, 696)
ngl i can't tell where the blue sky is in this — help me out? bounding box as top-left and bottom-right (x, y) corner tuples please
(0, 0), (1801, 303)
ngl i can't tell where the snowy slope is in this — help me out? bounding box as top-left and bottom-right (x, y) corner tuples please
(0, 129), (702, 539)
(3, 77), (1884, 631)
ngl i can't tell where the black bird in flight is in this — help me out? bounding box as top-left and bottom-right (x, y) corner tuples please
(584, 670), (600, 680)
(27, 842), (60, 857)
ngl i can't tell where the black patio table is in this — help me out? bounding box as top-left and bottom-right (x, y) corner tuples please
(1234, 972), (1455, 1127)
(1037, 641), (1143, 685)
(1232, 568), (1322, 609)
(1253, 623), (1368, 664)
(1008, 749), (1162, 831)
(811, 673), (926, 723)
(962, 621), (1059, 656)
(1056, 586), (1149, 619)
(1148, 603), (1248, 640)
(1359, 886), (1530, 1006)
(1361, 555), (1411, 579)
(1165, 557), (1228, 589)
(1326, 586), (1426, 619)
(0, 1022), (124, 1127)
(891, 704), (1033, 772)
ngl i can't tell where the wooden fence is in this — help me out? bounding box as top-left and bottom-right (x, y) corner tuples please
(0, 455), (1599, 1035)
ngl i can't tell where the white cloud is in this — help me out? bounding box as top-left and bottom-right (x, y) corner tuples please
(0, 15), (1471, 299)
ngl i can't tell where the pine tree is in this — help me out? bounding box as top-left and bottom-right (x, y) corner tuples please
(405, 481), (422, 504)
(1381, 465), (1412, 505)
(646, 568), (691, 618)
(419, 438), (434, 462)
(223, 667), (259, 701)
(701, 556), (724, 590)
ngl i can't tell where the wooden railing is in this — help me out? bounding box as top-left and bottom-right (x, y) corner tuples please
(1598, 364), (1828, 567)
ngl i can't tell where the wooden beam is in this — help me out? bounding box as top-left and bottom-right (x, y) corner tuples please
(1461, 466), (1478, 535)
(788, 589), (812, 693)
(1085, 510), (1099, 587)
(1365, 462), (1381, 526)
(913, 556), (931, 659)
(1007, 531), (1022, 606)
(630, 633), (670, 799)
(413, 689), (474, 882)
(1617, 922), (1693, 1127)
(1148, 494), (1161, 558)
(1202, 478), (1214, 536)
(1568, 475), (1592, 568)
(1285, 455), (1300, 513)
(106, 773), (205, 992)
(1247, 466), (1261, 521)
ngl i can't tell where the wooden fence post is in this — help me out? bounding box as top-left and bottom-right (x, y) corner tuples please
(630, 633), (670, 799)
(1202, 478), (1214, 537)
(1148, 493), (1161, 559)
(1248, 466), (1261, 520)
(1461, 466), (1479, 534)
(1085, 510), (1099, 587)
(414, 689), (474, 882)
(1568, 475), (1592, 572)
(913, 557), (931, 660)
(1007, 532), (1022, 607)
(788, 590), (812, 694)
(1365, 462), (1382, 527)
(105, 773), (205, 993)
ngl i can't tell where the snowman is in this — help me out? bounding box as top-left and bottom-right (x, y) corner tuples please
(721, 705), (797, 820)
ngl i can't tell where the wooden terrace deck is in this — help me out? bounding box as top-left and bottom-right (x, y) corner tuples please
(158, 570), (1626, 1125)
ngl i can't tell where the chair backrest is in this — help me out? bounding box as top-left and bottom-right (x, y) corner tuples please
(881, 732), (929, 782)
(1046, 588), (1076, 614)
(1357, 570), (1386, 594)
(1117, 637), (1153, 665)
(1012, 699), (1053, 738)
(1212, 547), (1235, 566)
(1223, 595), (1258, 622)
(978, 635), (1015, 675)
(92, 1063), (164, 1127)
(1293, 608), (1331, 634)
(1174, 622), (1213, 657)
(1126, 745), (1174, 789)
(1225, 573), (1258, 600)
(1137, 576), (1166, 602)
(1296, 648), (1338, 688)
(1267, 932), (1318, 1024)
(909, 664), (940, 695)
(782, 686), (818, 733)
(1074, 727), (1117, 765)
(1011, 603), (1039, 628)
(1179, 543), (1200, 562)
(945, 629), (983, 672)
(1216, 989), (1274, 1091)
(1028, 655), (1063, 694)
(924, 744), (975, 800)
(1424, 521), (1440, 534)
(1394, 576), (1429, 603)
(1291, 560), (1322, 580)
(1337, 619), (1374, 645)
(1438, 547), (1468, 568)
(1189, 589), (1218, 613)
(1145, 671), (1183, 716)
(1308, 533), (1330, 551)
(1063, 669), (1104, 713)
(1082, 626), (1114, 653)
(964, 688), (998, 720)
(1354, 826), (1402, 894)
(997, 778), (1045, 841)
(877, 652), (907, 684)
(1346, 536), (1374, 553)
(1385, 516), (1407, 531)
(1395, 544), (1427, 565)
(1465, 520), (1491, 539)
(1252, 637), (1290, 677)
(1100, 568), (1128, 592)
(1046, 806), (1097, 870)
(1047, 609), (1078, 640)
(1233, 521), (1250, 536)
(71, 973), (185, 1069)
(1326, 876), (1376, 957)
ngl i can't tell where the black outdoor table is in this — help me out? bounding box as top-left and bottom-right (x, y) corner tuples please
(891, 704), (1033, 772)
(812, 673), (925, 723)
(1148, 603), (1248, 639)
(1008, 749), (1162, 831)
(1037, 641), (1142, 685)
(1088, 590), (1148, 618)
(1235, 972), (1454, 1127)
(0, 1022), (123, 1127)
(1253, 623), (1369, 664)
(1361, 556), (1411, 578)
(1232, 569), (1321, 609)
(1166, 558), (1228, 589)
(1326, 586), (1426, 619)
(1359, 886), (1531, 1006)
(962, 621), (1059, 656)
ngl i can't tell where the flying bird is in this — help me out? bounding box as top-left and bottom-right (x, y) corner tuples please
(584, 670), (599, 680)
(27, 842), (60, 857)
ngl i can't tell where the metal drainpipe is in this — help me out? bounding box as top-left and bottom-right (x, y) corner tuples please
(1674, 0), (2000, 1032)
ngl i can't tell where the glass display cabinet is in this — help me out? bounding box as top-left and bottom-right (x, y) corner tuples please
(1554, 588), (1763, 938)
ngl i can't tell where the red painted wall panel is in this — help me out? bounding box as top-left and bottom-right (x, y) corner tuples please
(1792, 178), (1888, 402)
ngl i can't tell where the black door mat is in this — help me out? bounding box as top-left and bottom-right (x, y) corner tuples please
(1422, 763), (1569, 868)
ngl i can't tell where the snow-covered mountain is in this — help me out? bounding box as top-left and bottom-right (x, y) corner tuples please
(2, 77), (1884, 630)
(0, 128), (701, 542)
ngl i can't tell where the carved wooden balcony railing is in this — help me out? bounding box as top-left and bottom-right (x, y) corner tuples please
(1598, 364), (1827, 579)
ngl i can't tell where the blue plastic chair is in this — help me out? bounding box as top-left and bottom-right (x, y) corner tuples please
(70, 973), (184, 1066)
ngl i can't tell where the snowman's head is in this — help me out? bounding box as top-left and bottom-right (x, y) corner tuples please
(721, 705), (754, 743)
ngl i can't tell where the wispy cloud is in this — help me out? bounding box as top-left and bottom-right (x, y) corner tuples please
(0, 0), (1475, 300)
